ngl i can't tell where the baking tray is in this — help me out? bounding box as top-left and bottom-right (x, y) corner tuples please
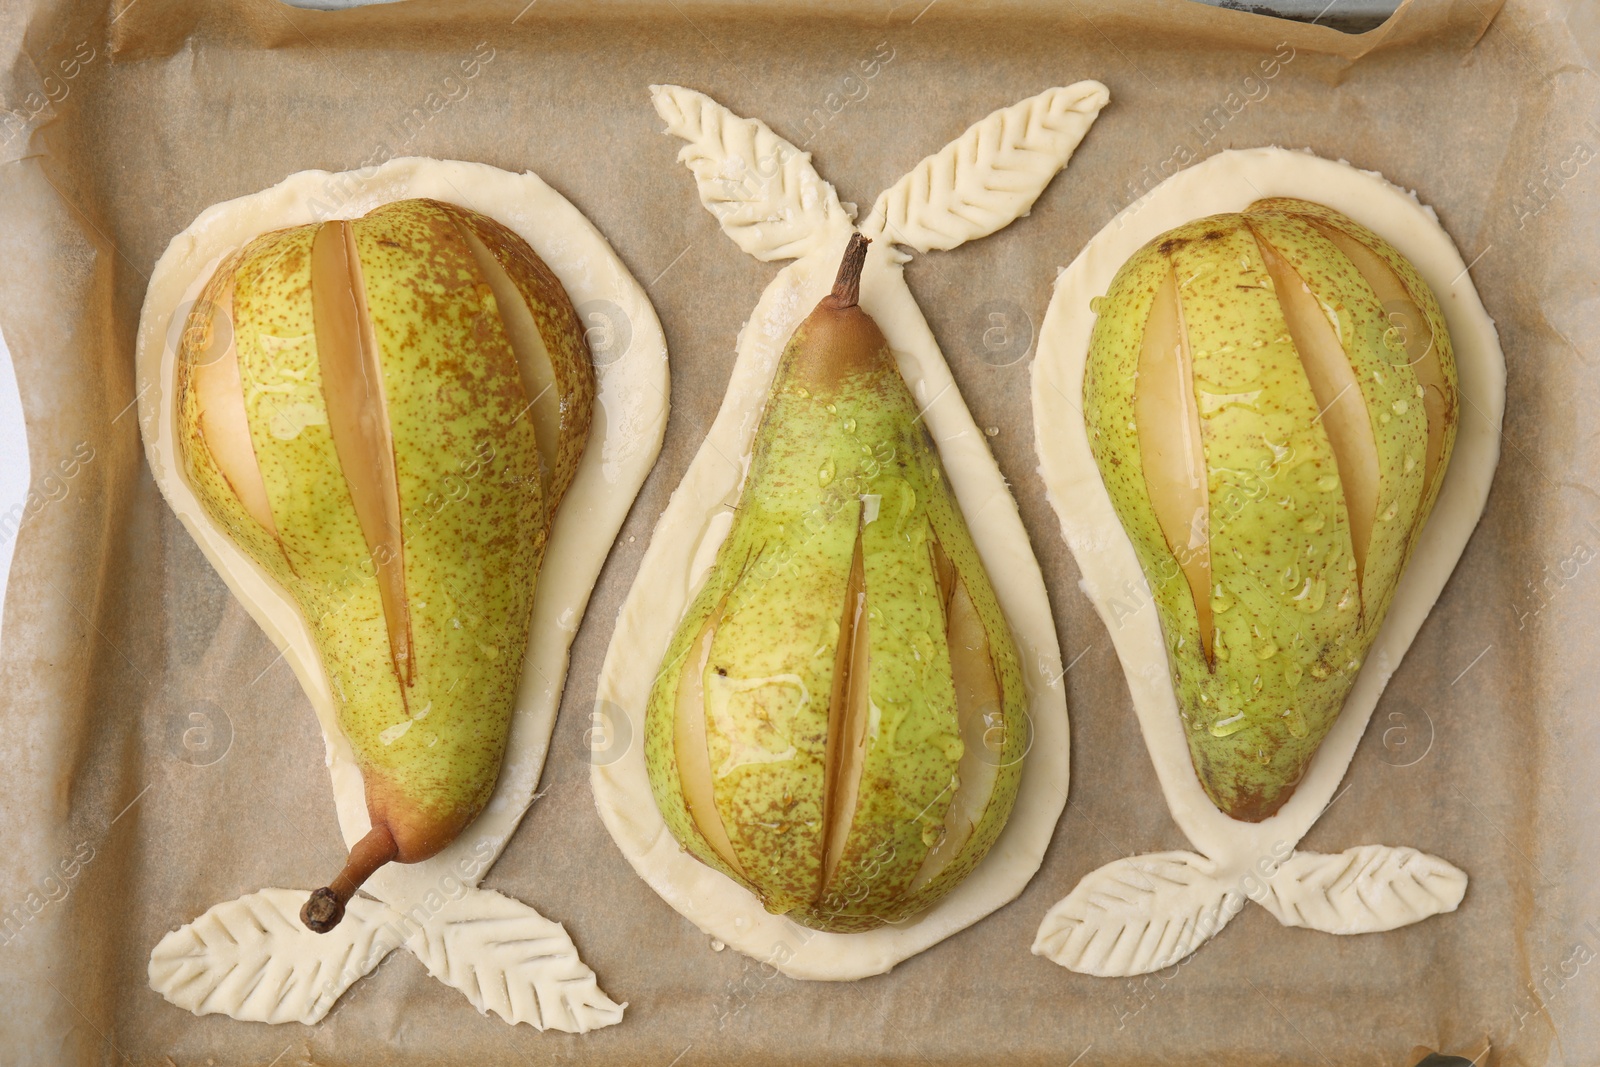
(1, 0), (1596, 1063)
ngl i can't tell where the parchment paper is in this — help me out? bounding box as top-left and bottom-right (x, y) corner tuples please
(1, 0), (1596, 1063)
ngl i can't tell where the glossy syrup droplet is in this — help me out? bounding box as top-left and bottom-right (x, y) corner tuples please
(1089, 296), (1104, 313)
(818, 458), (836, 487)
(1210, 712), (1248, 737)
(1196, 383), (1263, 417)
(1282, 706), (1310, 739)
(1316, 475), (1341, 493)
(1294, 576), (1327, 613)
(1285, 663), (1304, 688)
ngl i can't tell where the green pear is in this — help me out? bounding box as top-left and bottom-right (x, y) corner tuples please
(1083, 198), (1458, 821)
(174, 198), (594, 929)
(645, 235), (1028, 932)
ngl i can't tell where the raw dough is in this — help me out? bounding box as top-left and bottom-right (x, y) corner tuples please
(591, 83), (1106, 981)
(1031, 147), (1503, 976)
(135, 157), (668, 1028)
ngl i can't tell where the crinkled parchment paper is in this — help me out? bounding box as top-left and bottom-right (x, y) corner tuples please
(1, 0), (1597, 1063)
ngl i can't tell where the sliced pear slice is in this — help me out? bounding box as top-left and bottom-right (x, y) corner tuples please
(454, 222), (561, 503)
(909, 567), (1003, 894)
(1313, 223), (1451, 502)
(673, 602), (747, 879)
(820, 530), (870, 893)
(310, 220), (414, 688)
(1256, 229), (1380, 597)
(186, 277), (281, 539)
(1135, 266), (1213, 660)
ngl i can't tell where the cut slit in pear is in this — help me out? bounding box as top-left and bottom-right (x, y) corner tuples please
(455, 222), (562, 503)
(1135, 266), (1213, 662)
(820, 529), (870, 896)
(909, 559), (1004, 895)
(1254, 228), (1380, 599)
(673, 599), (747, 880)
(1312, 223), (1452, 503)
(310, 219), (414, 689)
(187, 273), (281, 539)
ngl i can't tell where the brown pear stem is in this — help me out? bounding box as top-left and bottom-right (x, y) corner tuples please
(300, 824), (398, 933)
(821, 233), (870, 311)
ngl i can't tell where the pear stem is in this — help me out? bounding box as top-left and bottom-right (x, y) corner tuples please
(300, 823), (398, 933)
(821, 233), (870, 312)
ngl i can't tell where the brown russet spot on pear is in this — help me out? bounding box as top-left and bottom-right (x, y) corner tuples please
(1083, 199), (1458, 822)
(175, 199), (594, 931)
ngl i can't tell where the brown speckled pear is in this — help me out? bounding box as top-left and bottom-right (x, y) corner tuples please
(644, 236), (1028, 932)
(1082, 199), (1458, 821)
(175, 199), (593, 930)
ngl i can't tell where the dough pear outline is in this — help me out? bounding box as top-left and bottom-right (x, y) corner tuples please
(590, 82), (1107, 980)
(1031, 148), (1505, 977)
(135, 158), (670, 1029)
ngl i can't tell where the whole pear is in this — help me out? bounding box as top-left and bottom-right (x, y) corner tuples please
(175, 199), (594, 929)
(645, 235), (1028, 932)
(1083, 199), (1458, 821)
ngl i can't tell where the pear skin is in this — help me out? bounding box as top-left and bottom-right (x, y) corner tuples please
(175, 199), (593, 930)
(1083, 200), (1457, 821)
(645, 235), (1027, 932)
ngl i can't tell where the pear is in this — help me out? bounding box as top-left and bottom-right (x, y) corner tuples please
(1083, 199), (1458, 821)
(645, 235), (1028, 932)
(174, 198), (594, 929)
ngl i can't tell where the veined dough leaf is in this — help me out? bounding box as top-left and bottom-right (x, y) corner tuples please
(1031, 851), (1240, 977)
(862, 81), (1109, 253)
(651, 84), (854, 262)
(147, 888), (403, 1025)
(401, 888), (625, 1033)
(1254, 845), (1467, 934)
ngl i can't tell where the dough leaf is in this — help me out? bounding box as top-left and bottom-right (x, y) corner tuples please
(862, 81), (1109, 253)
(401, 888), (625, 1033)
(1032, 850), (1239, 977)
(651, 84), (854, 262)
(148, 888), (403, 1025)
(1254, 845), (1467, 934)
